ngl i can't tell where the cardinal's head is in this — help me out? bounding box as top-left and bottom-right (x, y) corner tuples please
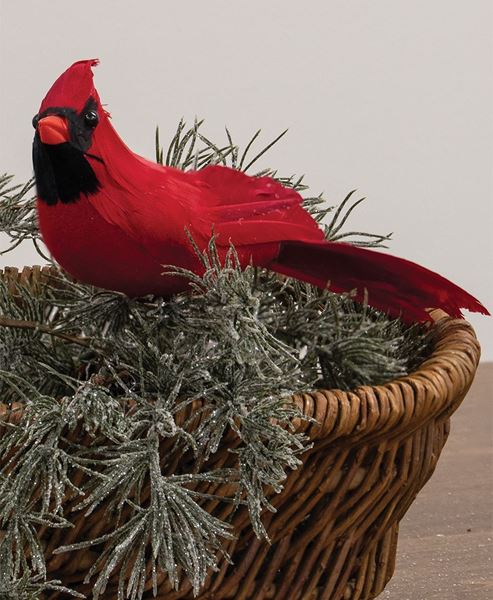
(32, 59), (106, 205)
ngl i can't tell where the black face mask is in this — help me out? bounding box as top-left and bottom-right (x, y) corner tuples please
(32, 97), (102, 205)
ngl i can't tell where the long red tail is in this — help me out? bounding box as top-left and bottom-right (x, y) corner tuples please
(270, 240), (489, 323)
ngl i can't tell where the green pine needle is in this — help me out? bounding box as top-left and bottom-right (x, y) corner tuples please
(0, 120), (432, 598)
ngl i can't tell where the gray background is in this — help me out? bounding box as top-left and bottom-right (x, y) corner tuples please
(1, 0), (491, 359)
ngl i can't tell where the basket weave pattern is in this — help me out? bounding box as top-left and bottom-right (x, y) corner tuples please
(0, 266), (482, 600)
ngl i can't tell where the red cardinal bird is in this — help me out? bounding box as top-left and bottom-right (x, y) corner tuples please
(32, 59), (488, 323)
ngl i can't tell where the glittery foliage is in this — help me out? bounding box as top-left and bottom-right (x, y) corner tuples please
(0, 124), (432, 598)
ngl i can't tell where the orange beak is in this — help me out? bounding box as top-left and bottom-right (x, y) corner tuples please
(37, 115), (70, 145)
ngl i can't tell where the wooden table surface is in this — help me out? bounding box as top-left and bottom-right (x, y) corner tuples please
(381, 362), (493, 599)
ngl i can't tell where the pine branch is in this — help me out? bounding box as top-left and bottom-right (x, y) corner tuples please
(0, 175), (42, 258)
(0, 315), (93, 347)
(0, 118), (431, 599)
(0, 572), (84, 600)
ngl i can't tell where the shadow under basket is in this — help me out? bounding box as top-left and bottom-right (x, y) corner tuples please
(0, 265), (482, 600)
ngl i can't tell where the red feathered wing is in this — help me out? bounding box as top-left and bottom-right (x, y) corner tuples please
(191, 165), (324, 244)
(188, 167), (488, 323)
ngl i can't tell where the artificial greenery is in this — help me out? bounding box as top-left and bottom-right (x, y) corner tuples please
(0, 122), (432, 599)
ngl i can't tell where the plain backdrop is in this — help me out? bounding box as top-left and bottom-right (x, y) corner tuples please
(0, 0), (492, 359)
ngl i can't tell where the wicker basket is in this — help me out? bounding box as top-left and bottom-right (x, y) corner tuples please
(0, 266), (482, 600)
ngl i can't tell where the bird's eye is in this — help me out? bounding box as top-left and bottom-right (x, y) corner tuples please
(84, 110), (99, 127)
(32, 114), (39, 129)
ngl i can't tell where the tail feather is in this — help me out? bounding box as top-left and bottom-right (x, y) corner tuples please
(270, 240), (489, 323)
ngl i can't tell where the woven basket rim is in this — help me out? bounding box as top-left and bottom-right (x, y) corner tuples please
(0, 265), (482, 446)
(290, 308), (480, 444)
